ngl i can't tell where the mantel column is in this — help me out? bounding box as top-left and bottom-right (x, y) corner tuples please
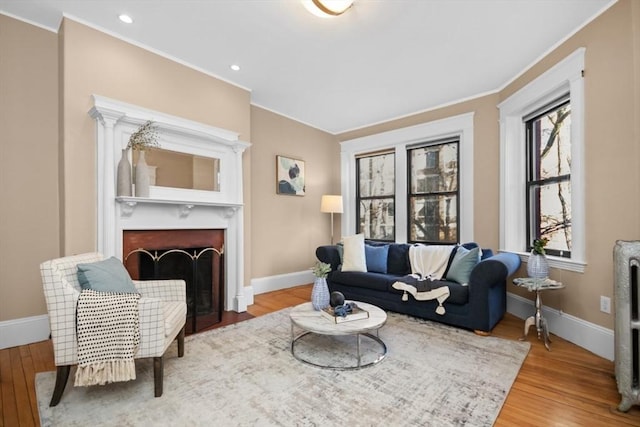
(89, 105), (124, 257)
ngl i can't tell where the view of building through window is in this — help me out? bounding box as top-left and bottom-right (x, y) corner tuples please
(408, 141), (459, 243)
(356, 152), (395, 240)
(526, 99), (572, 257)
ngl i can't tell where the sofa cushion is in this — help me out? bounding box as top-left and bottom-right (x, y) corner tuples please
(443, 281), (469, 305)
(446, 246), (480, 285)
(365, 244), (389, 273)
(364, 241), (411, 275)
(331, 270), (400, 293)
(389, 244), (410, 275)
(342, 234), (367, 272)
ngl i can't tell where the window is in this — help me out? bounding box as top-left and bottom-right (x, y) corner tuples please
(408, 139), (459, 243)
(499, 48), (585, 272)
(341, 113), (474, 244)
(356, 152), (395, 240)
(526, 97), (571, 257)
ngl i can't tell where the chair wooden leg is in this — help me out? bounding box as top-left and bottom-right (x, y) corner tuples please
(154, 356), (163, 397)
(50, 365), (71, 407)
(474, 329), (491, 337)
(177, 326), (185, 358)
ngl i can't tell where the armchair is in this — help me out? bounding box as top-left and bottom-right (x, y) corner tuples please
(40, 252), (187, 406)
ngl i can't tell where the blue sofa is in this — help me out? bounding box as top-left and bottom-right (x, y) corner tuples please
(315, 242), (520, 333)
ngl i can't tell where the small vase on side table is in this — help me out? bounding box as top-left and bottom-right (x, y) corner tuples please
(527, 253), (549, 278)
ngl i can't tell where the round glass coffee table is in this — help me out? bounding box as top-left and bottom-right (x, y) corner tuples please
(289, 301), (387, 370)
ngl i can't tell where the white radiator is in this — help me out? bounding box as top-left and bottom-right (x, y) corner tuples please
(614, 240), (640, 412)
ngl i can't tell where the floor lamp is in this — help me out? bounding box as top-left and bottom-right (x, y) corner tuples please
(321, 195), (343, 245)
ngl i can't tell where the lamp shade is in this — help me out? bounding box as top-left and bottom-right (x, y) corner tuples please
(320, 195), (343, 213)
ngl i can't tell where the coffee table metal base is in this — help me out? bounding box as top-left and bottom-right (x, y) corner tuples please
(290, 330), (387, 370)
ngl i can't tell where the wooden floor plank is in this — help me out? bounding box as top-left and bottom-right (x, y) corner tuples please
(10, 347), (35, 427)
(0, 348), (18, 427)
(19, 346), (38, 426)
(4, 283), (640, 427)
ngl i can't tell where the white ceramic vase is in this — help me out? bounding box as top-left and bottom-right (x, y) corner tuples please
(527, 252), (549, 278)
(134, 150), (150, 197)
(116, 148), (132, 197)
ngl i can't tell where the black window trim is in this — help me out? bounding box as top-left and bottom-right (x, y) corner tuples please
(407, 137), (460, 245)
(355, 150), (396, 242)
(525, 95), (572, 258)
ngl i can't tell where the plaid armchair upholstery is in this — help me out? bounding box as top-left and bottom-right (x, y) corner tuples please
(41, 252), (187, 406)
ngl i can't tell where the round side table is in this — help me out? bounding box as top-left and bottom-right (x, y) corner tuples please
(513, 277), (565, 351)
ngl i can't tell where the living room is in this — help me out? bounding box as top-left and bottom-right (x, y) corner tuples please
(1, 0), (639, 425)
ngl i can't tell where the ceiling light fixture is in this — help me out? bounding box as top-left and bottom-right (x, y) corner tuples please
(118, 14), (133, 24)
(230, 64), (240, 71)
(302, 0), (354, 18)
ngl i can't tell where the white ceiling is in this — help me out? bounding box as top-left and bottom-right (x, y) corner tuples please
(0, 0), (614, 134)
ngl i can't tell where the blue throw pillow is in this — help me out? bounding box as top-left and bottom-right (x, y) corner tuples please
(445, 246), (480, 285)
(77, 257), (139, 294)
(365, 244), (389, 274)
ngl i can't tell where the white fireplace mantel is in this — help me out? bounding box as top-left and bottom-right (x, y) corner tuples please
(89, 95), (251, 312)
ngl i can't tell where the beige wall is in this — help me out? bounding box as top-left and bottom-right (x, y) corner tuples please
(339, 0), (640, 330)
(0, 16), (59, 321)
(250, 106), (340, 278)
(59, 18), (252, 257)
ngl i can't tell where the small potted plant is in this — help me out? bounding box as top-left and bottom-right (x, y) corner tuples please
(311, 261), (332, 310)
(528, 237), (549, 278)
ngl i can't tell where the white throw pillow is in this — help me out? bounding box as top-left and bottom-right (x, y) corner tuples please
(341, 234), (367, 272)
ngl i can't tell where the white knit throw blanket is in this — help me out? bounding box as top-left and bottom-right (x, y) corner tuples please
(409, 244), (456, 280)
(75, 289), (141, 387)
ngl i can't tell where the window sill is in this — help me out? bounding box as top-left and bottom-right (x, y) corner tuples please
(504, 250), (586, 273)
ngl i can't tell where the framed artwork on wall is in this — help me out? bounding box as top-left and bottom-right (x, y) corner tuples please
(276, 155), (305, 196)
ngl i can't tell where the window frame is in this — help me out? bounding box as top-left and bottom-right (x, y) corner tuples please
(407, 138), (461, 244)
(498, 48), (585, 272)
(525, 97), (572, 258)
(355, 151), (396, 241)
(340, 113), (474, 244)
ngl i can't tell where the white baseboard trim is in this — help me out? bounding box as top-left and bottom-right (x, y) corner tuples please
(243, 286), (255, 307)
(0, 314), (50, 350)
(507, 292), (614, 361)
(250, 270), (314, 297)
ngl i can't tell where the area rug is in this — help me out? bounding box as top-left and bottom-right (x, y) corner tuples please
(36, 309), (529, 426)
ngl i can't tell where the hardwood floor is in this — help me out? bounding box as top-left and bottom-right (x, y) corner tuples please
(2, 284), (639, 426)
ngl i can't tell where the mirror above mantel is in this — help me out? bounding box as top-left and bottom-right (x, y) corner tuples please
(89, 94), (250, 207)
(132, 148), (221, 192)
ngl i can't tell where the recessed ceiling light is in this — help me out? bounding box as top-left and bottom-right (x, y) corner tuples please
(118, 14), (133, 24)
(230, 64), (240, 71)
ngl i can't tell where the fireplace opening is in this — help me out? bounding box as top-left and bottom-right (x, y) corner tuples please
(122, 229), (224, 334)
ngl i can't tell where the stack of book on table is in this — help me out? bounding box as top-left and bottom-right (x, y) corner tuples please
(321, 304), (369, 323)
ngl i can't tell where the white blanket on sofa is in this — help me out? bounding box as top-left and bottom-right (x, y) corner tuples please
(409, 244), (455, 280)
(391, 245), (456, 315)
